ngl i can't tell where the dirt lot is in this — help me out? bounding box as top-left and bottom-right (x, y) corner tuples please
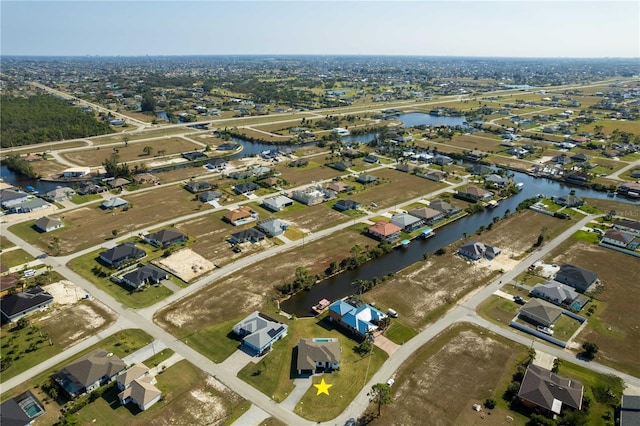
(371, 324), (528, 426)
(348, 168), (447, 209)
(280, 203), (349, 232)
(545, 240), (640, 377)
(28, 159), (70, 179)
(274, 161), (344, 186)
(155, 230), (375, 335)
(154, 248), (215, 282)
(10, 184), (211, 255)
(365, 210), (577, 329)
(61, 137), (202, 166)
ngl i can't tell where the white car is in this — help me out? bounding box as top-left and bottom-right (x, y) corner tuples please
(537, 326), (554, 336)
(23, 269), (36, 278)
(386, 378), (395, 386)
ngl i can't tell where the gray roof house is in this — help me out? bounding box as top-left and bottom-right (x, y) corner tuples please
(99, 243), (146, 268)
(185, 181), (213, 193)
(229, 228), (266, 245)
(297, 338), (341, 375)
(262, 195), (294, 212)
(621, 395), (640, 426)
(0, 391), (45, 426)
(518, 298), (564, 327)
(458, 241), (501, 260)
(356, 174), (378, 184)
(116, 363), (162, 411)
(120, 265), (168, 289)
(407, 207), (445, 223)
(234, 182), (260, 195)
(198, 190), (222, 203)
(7, 198), (50, 214)
(334, 199), (361, 212)
(429, 199), (462, 217)
(554, 264), (598, 293)
(613, 219), (640, 236)
(518, 364), (583, 415)
(553, 194), (584, 208)
(43, 186), (76, 202)
(34, 216), (63, 232)
(232, 311), (288, 355)
(54, 349), (126, 399)
(256, 218), (289, 237)
(390, 213), (425, 232)
(0, 189), (29, 208)
(484, 174), (509, 186)
(531, 281), (589, 311)
(0, 287), (54, 322)
(144, 229), (187, 248)
(102, 197), (128, 210)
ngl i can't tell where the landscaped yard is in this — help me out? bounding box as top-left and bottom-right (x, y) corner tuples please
(367, 323), (529, 425)
(477, 295), (520, 326)
(73, 360), (250, 426)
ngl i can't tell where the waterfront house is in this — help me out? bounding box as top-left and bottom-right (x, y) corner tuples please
(458, 241), (501, 260)
(368, 221), (402, 242)
(390, 213), (425, 232)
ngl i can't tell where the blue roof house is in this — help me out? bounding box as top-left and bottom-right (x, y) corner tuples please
(328, 300), (387, 339)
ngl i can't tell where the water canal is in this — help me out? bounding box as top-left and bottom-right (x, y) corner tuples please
(280, 171), (639, 317)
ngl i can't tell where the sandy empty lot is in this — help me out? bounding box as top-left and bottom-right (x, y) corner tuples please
(155, 248), (215, 282)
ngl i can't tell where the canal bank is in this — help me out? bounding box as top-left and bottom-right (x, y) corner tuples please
(279, 170), (639, 317)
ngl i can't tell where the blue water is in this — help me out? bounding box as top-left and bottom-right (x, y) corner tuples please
(395, 112), (467, 128)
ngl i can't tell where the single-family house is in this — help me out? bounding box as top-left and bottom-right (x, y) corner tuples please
(328, 299), (387, 339)
(356, 174), (377, 184)
(232, 311), (288, 355)
(0, 287), (54, 322)
(0, 189), (29, 209)
(554, 264), (598, 293)
(184, 181), (213, 193)
(229, 228), (266, 245)
(116, 363), (162, 411)
(429, 199), (462, 217)
(396, 164), (414, 173)
(181, 151), (208, 161)
(54, 349), (126, 399)
(364, 154), (379, 163)
(571, 153), (591, 162)
(458, 241), (501, 260)
(296, 338), (341, 375)
(62, 167), (90, 178)
(601, 229), (640, 250)
(7, 198), (51, 214)
(205, 158), (228, 171)
(330, 161), (352, 172)
(433, 155), (453, 166)
(334, 199), (361, 212)
(368, 221), (402, 242)
(198, 191), (222, 203)
(223, 206), (258, 226)
(518, 298), (564, 327)
(262, 195), (294, 212)
(78, 183), (106, 195)
(620, 395), (640, 426)
(407, 207), (445, 224)
(552, 154), (572, 165)
(99, 243), (146, 268)
(326, 181), (352, 193)
(34, 216), (63, 233)
(120, 265), (168, 289)
(420, 170), (446, 182)
(484, 174), (509, 187)
(467, 164), (493, 176)
(613, 218), (640, 236)
(107, 178), (130, 189)
(531, 281), (589, 311)
(217, 143), (241, 151)
(517, 365), (583, 416)
(0, 391), (45, 425)
(102, 197), (128, 210)
(234, 182), (260, 195)
(42, 186), (75, 202)
(261, 177), (280, 188)
(457, 186), (493, 201)
(291, 187), (336, 206)
(564, 171), (590, 184)
(289, 158), (309, 167)
(144, 229), (187, 248)
(132, 173), (159, 185)
(390, 213), (425, 232)
(255, 218), (289, 237)
(467, 149), (485, 162)
(553, 194), (584, 208)
(228, 170), (254, 180)
(618, 182), (640, 197)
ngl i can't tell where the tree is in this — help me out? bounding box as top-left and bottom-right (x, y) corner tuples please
(16, 317), (30, 330)
(552, 358), (562, 373)
(484, 398), (496, 409)
(581, 342), (599, 360)
(368, 383), (392, 417)
(140, 93), (156, 112)
(122, 134), (130, 147)
(111, 229), (118, 237)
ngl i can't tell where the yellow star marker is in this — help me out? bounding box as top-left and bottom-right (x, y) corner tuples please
(314, 378), (333, 396)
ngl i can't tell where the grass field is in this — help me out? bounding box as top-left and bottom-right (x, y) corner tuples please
(70, 193), (103, 204)
(274, 161), (343, 186)
(279, 202), (350, 232)
(61, 137), (203, 166)
(28, 158), (71, 179)
(0, 248), (35, 269)
(545, 240), (640, 377)
(9, 184), (211, 255)
(73, 359), (250, 426)
(368, 323), (529, 425)
(0, 235), (16, 250)
(477, 295), (520, 325)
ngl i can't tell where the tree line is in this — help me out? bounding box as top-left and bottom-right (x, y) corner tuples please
(0, 95), (114, 147)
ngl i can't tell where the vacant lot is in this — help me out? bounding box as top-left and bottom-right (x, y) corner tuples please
(0, 294), (115, 382)
(0, 235), (15, 250)
(280, 202), (349, 232)
(584, 197), (640, 220)
(28, 158), (70, 179)
(448, 134), (505, 153)
(365, 210), (575, 330)
(75, 360), (250, 426)
(274, 161), (343, 186)
(348, 168), (447, 209)
(545, 240), (640, 377)
(0, 248), (35, 269)
(369, 324), (528, 426)
(174, 215), (240, 265)
(155, 230), (376, 339)
(9, 185), (210, 255)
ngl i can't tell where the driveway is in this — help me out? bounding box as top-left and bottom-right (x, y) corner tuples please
(232, 404), (270, 426)
(123, 340), (167, 366)
(219, 349), (257, 374)
(280, 377), (313, 410)
(374, 334), (401, 355)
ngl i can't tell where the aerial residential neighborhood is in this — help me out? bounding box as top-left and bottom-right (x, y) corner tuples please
(0, 2), (639, 426)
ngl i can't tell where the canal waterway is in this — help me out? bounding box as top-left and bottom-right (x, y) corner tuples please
(280, 170), (639, 317)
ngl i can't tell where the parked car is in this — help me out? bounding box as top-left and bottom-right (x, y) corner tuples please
(386, 378), (395, 386)
(537, 326), (554, 336)
(387, 308), (398, 318)
(23, 269), (36, 278)
(513, 296), (526, 305)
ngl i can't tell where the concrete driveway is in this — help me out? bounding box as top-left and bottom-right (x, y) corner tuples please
(374, 335), (401, 355)
(123, 340), (167, 366)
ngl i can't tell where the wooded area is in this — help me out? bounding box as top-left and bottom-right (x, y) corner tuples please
(0, 95), (114, 147)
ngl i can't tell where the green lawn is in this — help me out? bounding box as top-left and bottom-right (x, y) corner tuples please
(0, 235), (16, 250)
(70, 194), (102, 204)
(383, 320), (418, 345)
(182, 317), (244, 363)
(0, 248), (35, 269)
(283, 227), (305, 241)
(477, 295), (520, 326)
(67, 247), (173, 309)
(552, 314), (583, 341)
(142, 348), (175, 367)
(1, 329), (152, 401)
(571, 230), (600, 244)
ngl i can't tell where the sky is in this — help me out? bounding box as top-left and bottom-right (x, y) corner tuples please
(1, 1), (639, 58)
